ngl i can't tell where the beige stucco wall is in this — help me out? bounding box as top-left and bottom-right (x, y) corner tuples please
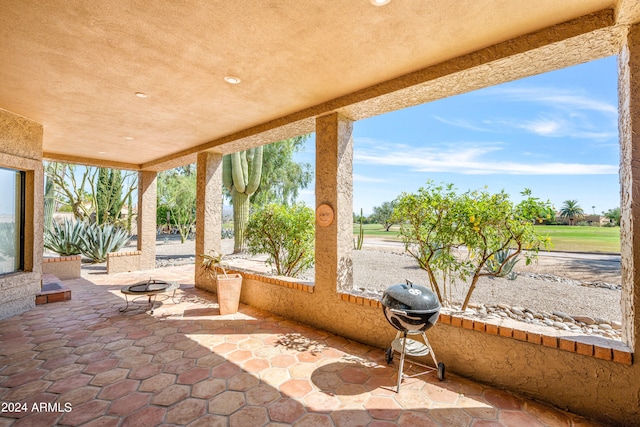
(0, 108), (43, 320)
(42, 255), (81, 280)
(238, 276), (637, 425)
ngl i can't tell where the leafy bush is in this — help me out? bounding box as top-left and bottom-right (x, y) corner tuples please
(44, 219), (85, 256)
(245, 203), (314, 277)
(79, 222), (131, 263)
(392, 182), (551, 310)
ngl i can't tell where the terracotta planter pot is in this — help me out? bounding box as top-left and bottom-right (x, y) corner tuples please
(216, 273), (243, 315)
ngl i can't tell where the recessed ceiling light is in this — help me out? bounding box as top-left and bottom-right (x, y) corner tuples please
(135, 92), (147, 98)
(98, 151), (106, 154)
(370, 0), (390, 5)
(224, 76), (241, 84)
(122, 137), (134, 141)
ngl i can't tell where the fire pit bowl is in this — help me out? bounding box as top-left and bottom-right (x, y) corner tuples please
(381, 282), (441, 334)
(119, 279), (180, 314)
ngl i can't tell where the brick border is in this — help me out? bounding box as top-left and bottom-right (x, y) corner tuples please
(221, 267), (314, 293)
(336, 291), (633, 366)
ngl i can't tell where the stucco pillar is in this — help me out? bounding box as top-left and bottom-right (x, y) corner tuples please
(619, 24), (640, 353)
(195, 152), (223, 291)
(137, 170), (157, 270)
(315, 113), (354, 295)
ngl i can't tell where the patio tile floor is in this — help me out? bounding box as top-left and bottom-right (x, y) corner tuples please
(0, 265), (606, 426)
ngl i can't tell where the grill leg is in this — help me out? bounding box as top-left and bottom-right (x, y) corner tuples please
(396, 331), (408, 392)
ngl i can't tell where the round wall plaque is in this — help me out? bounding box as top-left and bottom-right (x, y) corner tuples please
(316, 203), (334, 227)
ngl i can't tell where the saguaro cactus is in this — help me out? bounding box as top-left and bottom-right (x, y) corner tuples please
(223, 147), (264, 252)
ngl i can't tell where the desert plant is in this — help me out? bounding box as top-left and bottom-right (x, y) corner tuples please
(245, 203), (314, 277)
(223, 147), (264, 252)
(78, 222), (131, 263)
(221, 228), (234, 239)
(200, 250), (229, 283)
(354, 208), (364, 250)
(484, 249), (519, 279)
(44, 218), (85, 256)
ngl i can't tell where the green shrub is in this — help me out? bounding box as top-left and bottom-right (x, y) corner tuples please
(245, 204), (314, 277)
(44, 219), (85, 256)
(79, 222), (131, 263)
(393, 182), (550, 310)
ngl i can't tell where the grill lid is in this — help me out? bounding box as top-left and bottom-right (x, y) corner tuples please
(382, 283), (440, 312)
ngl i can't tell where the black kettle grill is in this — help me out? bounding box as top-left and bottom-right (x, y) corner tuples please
(381, 280), (445, 390)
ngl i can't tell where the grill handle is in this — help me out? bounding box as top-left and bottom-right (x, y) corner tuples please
(389, 308), (408, 315)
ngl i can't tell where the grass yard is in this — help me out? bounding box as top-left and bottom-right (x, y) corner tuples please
(354, 223), (621, 253)
(533, 225), (620, 253)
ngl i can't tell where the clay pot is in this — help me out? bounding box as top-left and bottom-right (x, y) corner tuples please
(216, 274), (243, 315)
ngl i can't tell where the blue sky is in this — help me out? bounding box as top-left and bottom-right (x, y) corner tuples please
(295, 55), (620, 216)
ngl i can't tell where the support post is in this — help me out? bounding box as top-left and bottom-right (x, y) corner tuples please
(137, 171), (157, 270)
(619, 24), (640, 352)
(195, 152), (223, 291)
(315, 112), (354, 295)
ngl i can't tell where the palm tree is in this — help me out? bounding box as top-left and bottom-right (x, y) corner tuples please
(559, 200), (584, 225)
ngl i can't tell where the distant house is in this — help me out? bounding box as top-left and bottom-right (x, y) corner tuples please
(554, 214), (610, 226)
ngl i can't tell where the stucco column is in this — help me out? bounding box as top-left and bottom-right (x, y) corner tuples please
(315, 113), (354, 295)
(137, 170), (157, 270)
(619, 24), (640, 353)
(195, 152), (223, 291)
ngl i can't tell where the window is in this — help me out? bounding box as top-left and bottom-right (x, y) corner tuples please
(0, 167), (25, 274)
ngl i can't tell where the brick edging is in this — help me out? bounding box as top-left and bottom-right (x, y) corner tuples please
(338, 292), (633, 365)
(43, 255), (81, 263)
(216, 267), (314, 293)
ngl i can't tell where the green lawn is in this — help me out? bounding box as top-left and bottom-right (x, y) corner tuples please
(533, 225), (620, 253)
(353, 223), (620, 253)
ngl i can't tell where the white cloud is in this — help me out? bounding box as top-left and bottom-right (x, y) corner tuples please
(519, 118), (563, 136)
(354, 139), (617, 176)
(433, 116), (491, 132)
(487, 87), (617, 115)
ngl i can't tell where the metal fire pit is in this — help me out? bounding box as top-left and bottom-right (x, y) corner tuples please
(120, 279), (180, 314)
(382, 280), (444, 391)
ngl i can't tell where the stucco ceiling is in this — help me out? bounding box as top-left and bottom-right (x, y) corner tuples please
(0, 0), (632, 171)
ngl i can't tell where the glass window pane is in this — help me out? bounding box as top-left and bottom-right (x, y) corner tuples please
(0, 168), (22, 274)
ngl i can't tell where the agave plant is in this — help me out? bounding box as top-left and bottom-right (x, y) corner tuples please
(44, 218), (85, 256)
(484, 249), (519, 280)
(79, 222), (131, 263)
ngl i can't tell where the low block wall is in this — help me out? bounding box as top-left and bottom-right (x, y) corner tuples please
(42, 255), (81, 279)
(230, 272), (637, 426)
(107, 251), (143, 274)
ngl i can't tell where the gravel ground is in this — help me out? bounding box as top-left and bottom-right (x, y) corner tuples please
(149, 235), (622, 323)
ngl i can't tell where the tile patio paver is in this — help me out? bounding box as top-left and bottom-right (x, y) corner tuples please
(0, 265), (608, 426)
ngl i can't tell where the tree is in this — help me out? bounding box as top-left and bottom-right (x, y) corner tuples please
(559, 200), (584, 225)
(96, 168), (124, 224)
(369, 201), (396, 231)
(392, 182), (551, 310)
(157, 168), (197, 243)
(603, 207), (621, 226)
(249, 135), (312, 207)
(45, 162), (97, 221)
(223, 147), (264, 252)
(44, 162), (137, 224)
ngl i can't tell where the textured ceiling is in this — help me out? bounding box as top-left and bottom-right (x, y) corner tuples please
(0, 0), (630, 170)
